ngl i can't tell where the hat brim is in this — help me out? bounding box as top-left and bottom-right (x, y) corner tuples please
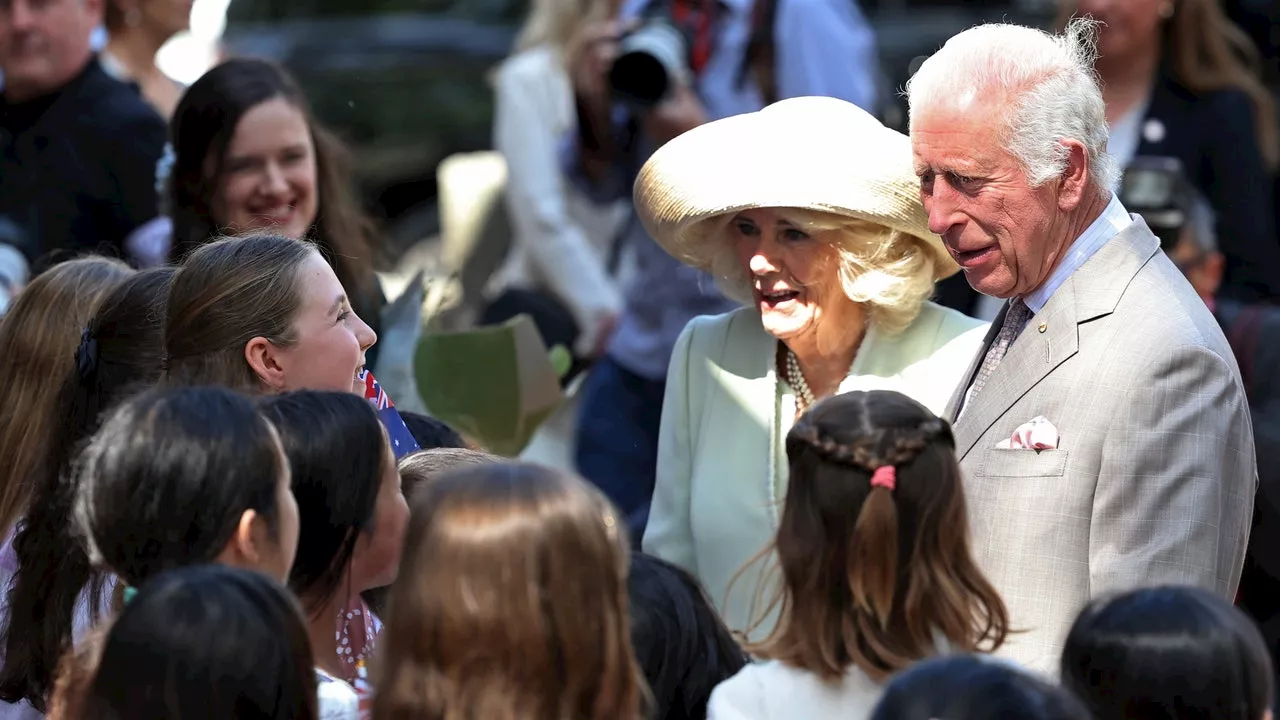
(633, 96), (959, 280)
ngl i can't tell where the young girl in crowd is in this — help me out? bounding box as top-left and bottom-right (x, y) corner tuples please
(164, 233), (377, 394)
(870, 655), (1091, 720)
(628, 553), (746, 720)
(0, 258), (133, 717)
(169, 58), (385, 366)
(1061, 585), (1275, 720)
(51, 565), (318, 720)
(1, 268), (174, 719)
(710, 390), (1010, 719)
(260, 391), (408, 712)
(47, 385), (300, 717)
(0, 258), (131, 541)
(373, 462), (644, 720)
(363, 447), (501, 618)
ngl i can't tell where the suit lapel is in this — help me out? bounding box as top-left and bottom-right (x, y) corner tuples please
(945, 305), (1004, 423)
(952, 284), (1080, 460)
(951, 219), (1162, 461)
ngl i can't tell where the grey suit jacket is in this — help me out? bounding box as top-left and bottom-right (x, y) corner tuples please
(946, 219), (1257, 673)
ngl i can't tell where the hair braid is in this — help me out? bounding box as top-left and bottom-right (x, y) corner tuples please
(790, 417), (944, 474)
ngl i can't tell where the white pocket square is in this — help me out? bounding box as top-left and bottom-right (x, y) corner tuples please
(995, 416), (1060, 450)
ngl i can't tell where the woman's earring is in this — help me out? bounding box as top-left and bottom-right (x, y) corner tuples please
(1158, 1), (1175, 18)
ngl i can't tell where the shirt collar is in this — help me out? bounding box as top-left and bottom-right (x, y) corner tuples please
(1022, 193), (1132, 313)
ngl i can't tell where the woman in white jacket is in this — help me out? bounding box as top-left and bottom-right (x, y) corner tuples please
(486, 0), (630, 371)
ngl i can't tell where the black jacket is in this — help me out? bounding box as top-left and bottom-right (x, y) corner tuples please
(1139, 75), (1280, 303)
(0, 58), (167, 271)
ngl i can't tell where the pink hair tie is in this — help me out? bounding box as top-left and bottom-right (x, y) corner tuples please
(870, 465), (896, 492)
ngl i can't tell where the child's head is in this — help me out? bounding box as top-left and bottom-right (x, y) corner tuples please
(260, 390), (409, 616)
(374, 462), (643, 720)
(0, 267), (177, 713)
(397, 448), (504, 505)
(871, 654), (1091, 720)
(74, 386), (299, 588)
(165, 234), (376, 394)
(629, 553), (746, 720)
(69, 565), (318, 720)
(1061, 585), (1275, 720)
(749, 390), (1007, 681)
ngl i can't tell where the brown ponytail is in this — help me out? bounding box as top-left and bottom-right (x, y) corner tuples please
(738, 391), (1008, 682)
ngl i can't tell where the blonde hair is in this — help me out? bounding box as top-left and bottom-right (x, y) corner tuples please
(691, 209), (938, 335)
(373, 462), (645, 720)
(1058, 0), (1279, 170)
(513, 0), (617, 57)
(0, 258), (132, 538)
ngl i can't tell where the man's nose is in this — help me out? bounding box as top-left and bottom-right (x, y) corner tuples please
(924, 183), (962, 237)
(7, 1), (36, 30)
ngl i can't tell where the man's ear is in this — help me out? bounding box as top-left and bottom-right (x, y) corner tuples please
(245, 337), (288, 391)
(1056, 139), (1092, 212)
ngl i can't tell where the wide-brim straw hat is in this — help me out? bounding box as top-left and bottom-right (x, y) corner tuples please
(633, 96), (959, 280)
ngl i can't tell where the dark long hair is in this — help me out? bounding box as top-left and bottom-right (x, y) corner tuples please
(740, 390), (1008, 682)
(628, 553), (745, 720)
(169, 57), (381, 310)
(1061, 585), (1275, 720)
(0, 267), (171, 712)
(70, 565), (319, 720)
(259, 391), (387, 617)
(74, 386), (286, 588)
(870, 654), (1092, 720)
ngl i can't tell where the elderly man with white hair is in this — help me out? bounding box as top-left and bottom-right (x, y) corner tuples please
(906, 18), (1257, 672)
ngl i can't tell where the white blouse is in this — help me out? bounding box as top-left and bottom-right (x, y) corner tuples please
(708, 660), (886, 720)
(489, 45), (630, 355)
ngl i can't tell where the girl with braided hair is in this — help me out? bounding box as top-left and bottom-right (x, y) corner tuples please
(709, 390), (1009, 720)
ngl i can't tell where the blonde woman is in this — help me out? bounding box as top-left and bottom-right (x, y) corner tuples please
(637, 96), (989, 637)
(484, 0), (630, 370)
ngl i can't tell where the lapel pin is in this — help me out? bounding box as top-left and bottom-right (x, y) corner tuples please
(1038, 322), (1048, 333)
(1142, 118), (1166, 144)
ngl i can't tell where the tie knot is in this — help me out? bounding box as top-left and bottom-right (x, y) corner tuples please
(1005, 299), (1032, 330)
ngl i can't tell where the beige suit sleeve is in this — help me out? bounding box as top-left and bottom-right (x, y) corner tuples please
(1090, 344), (1256, 600)
(642, 320), (701, 574)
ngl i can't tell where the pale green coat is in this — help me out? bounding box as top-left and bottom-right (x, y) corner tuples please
(642, 302), (989, 636)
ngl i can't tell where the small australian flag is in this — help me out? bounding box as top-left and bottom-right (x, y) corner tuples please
(359, 369), (420, 459)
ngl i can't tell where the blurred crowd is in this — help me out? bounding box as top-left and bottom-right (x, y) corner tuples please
(0, 0), (1279, 718)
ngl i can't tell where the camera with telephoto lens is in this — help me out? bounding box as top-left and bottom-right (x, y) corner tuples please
(1118, 156), (1193, 251)
(608, 2), (693, 109)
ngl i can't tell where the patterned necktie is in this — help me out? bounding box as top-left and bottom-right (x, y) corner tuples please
(968, 299), (1033, 403)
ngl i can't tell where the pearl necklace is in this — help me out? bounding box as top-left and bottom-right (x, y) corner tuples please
(784, 349), (816, 413)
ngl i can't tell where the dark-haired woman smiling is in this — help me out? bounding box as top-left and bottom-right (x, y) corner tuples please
(169, 58), (386, 367)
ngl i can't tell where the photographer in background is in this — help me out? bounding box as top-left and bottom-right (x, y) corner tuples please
(1124, 159), (1280, 694)
(565, 0), (879, 539)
